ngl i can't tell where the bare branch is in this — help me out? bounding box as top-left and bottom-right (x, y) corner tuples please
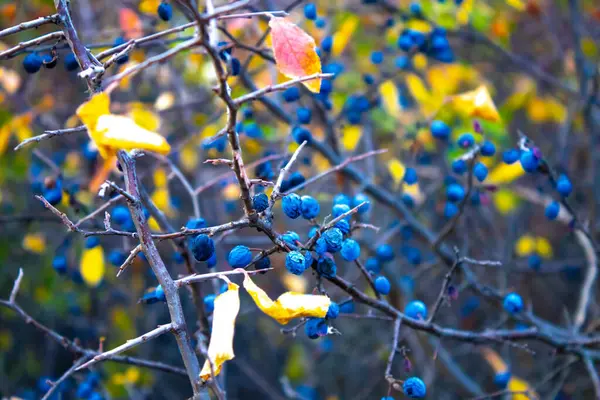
(234, 73), (334, 105)
(9, 268), (24, 304)
(76, 324), (173, 371)
(0, 14), (58, 39)
(0, 31), (64, 60)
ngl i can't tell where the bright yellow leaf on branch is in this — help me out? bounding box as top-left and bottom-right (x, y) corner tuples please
(200, 280), (240, 381)
(379, 80), (400, 117)
(80, 245), (105, 288)
(488, 162), (525, 185)
(332, 15), (359, 57)
(269, 17), (322, 93)
(388, 158), (406, 186)
(242, 273), (330, 325)
(452, 85), (501, 123)
(341, 125), (362, 151)
(77, 92), (171, 160)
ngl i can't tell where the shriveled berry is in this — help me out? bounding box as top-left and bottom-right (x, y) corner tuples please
(286, 251), (307, 275)
(301, 195), (320, 219)
(190, 234), (215, 262)
(227, 245), (252, 268)
(403, 377), (426, 398)
(282, 193), (302, 219)
(252, 192), (269, 212)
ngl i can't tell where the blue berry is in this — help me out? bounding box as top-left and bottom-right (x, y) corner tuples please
(252, 192), (269, 212)
(227, 245), (252, 268)
(334, 219), (350, 235)
(292, 126), (312, 144)
(315, 17), (326, 28)
(397, 33), (414, 52)
(155, 285), (166, 302)
(23, 53), (43, 73)
(352, 193), (371, 213)
(457, 133), (475, 148)
(305, 318), (327, 339)
(363, 74), (375, 84)
(157, 2), (173, 21)
(255, 256), (271, 273)
(333, 193), (351, 207)
(446, 183), (465, 202)
(403, 377), (426, 398)
(76, 382), (93, 398)
(332, 203), (351, 220)
(111, 205), (130, 226)
(113, 37), (129, 64)
(42, 54), (57, 69)
(451, 159), (467, 175)
(321, 36), (333, 52)
(230, 57), (241, 76)
(52, 255), (67, 274)
(300, 195), (320, 219)
(190, 234), (215, 262)
(340, 239), (361, 261)
(186, 217), (207, 230)
(402, 245), (422, 265)
(296, 107), (312, 124)
(528, 254), (542, 270)
(286, 251), (307, 275)
(545, 201), (559, 220)
(317, 256), (337, 277)
(376, 244), (395, 263)
(109, 250), (127, 266)
(281, 231), (300, 247)
(430, 120), (451, 140)
(85, 237), (100, 249)
(520, 150), (539, 173)
(206, 252), (217, 268)
(556, 174), (572, 197)
(282, 86), (301, 102)
(245, 122), (262, 138)
(404, 167), (418, 185)
(502, 149), (520, 164)
(315, 237), (328, 255)
(323, 228), (343, 253)
(339, 301), (355, 313)
(404, 300), (428, 320)
(326, 302), (339, 319)
(444, 202), (459, 218)
(44, 187), (62, 205)
(395, 55), (410, 69)
(282, 193), (302, 219)
(64, 53), (79, 71)
(370, 51), (384, 64)
(288, 172), (305, 190)
(473, 162), (488, 182)
(204, 294), (216, 313)
(375, 276), (391, 295)
(503, 292), (524, 314)
(365, 257), (380, 274)
(494, 371), (511, 388)
(480, 141), (496, 156)
(304, 3), (317, 20)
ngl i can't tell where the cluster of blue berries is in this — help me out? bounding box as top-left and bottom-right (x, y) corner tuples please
(398, 25), (454, 64)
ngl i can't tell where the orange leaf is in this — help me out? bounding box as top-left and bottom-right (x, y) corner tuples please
(119, 8), (143, 39)
(269, 17), (322, 93)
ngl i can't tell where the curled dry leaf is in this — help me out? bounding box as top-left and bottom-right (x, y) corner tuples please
(200, 281), (240, 381)
(242, 272), (330, 325)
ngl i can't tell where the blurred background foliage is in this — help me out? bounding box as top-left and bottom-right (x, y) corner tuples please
(0, 0), (600, 399)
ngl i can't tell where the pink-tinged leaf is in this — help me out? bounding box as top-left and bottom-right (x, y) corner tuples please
(269, 17), (322, 93)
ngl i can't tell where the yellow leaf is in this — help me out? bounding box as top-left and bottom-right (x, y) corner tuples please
(457, 0), (475, 25)
(180, 144), (199, 173)
(128, 105), (160, 132)
(200, 280), (240, 381)
(124, 367), (140, 383)
(0, 67), (21, 94)
(546, 98), (567, 123)
(405, 19), (432, 34)
(138, 0), (160, 14)
(269, 17), (322, 93)
(493, 189), (520, 215)
(488, 162), (525, 185)
(155, 92), (175, 111)
(331, 15), (359, 57)
(341, 125), (362, 151)
(535, 237), (553, 259)
(388, 158), (406, 185)
(526, 97), (549, 123)
(515, 234), (536, 257)
(151, 188), (174, 217)
(282, 274), (308, 293)
(405, 73), (431, 105)
(153, 168), (168, 187)
(23, 233), (46, 254)
(481, 347), (508, 373)
(412, 53), (428, 71)
(80, 245), (105, 287)
(76, 92), (171, 159)
(379, 80), (400, 117)
(0, 125), (10, 155)
(243, 273), (330, 325)
(452, 85), (501, 123)
(506, 0), (526, 11)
